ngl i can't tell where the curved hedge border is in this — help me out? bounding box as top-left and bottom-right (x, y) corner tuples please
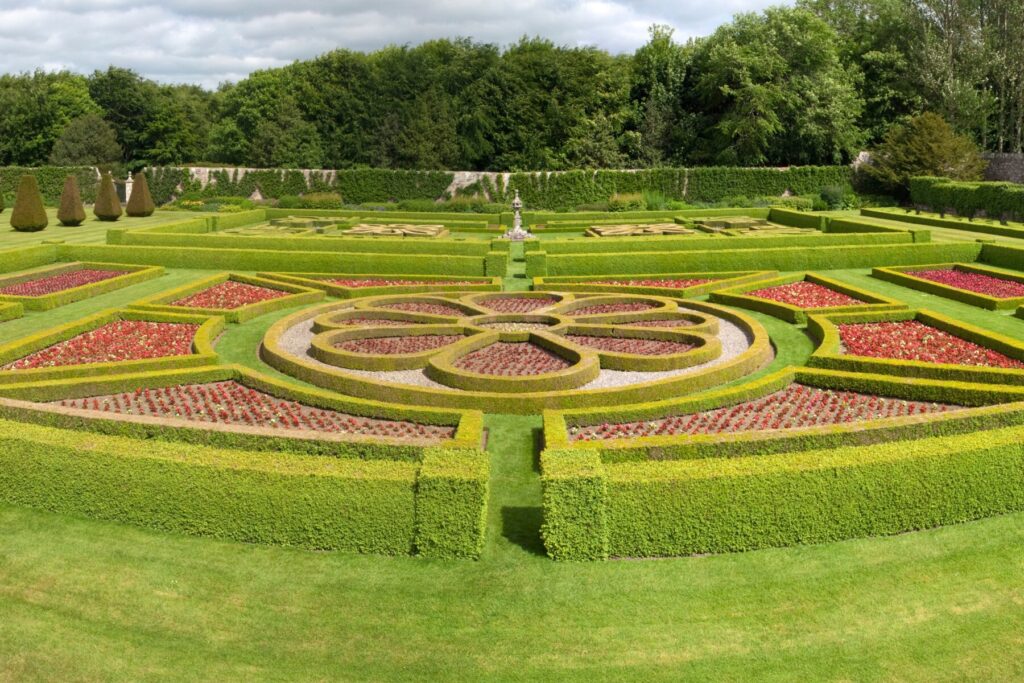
(259, 272), (501, 299)
(544, 366), (1024, 462)
(541, 424), (1024, 560)
(807, 308), (1024, 385)
(0, 418), (489, 558)
(128, 272), (324, 323)
(555, 325), (721, 372)
(532, 271), (776, 298)
(709, 272), (907, 324)
(0, 308), (222, 386)
(261, 298), (773, 413)
(312, 325), (476, 372)
(872, 263), (1024, 311)
(0, 262), (165, 311)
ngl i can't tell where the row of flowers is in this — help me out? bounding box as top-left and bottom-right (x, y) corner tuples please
(589, 277), (714, 289)
(0, 269), (124, 297)
(53, 381), (456, 440)
(171, 281), (288, 310)
(909, 268), (1024, 299)
(837, 320), (1024, 369)
(563, 334), (695, 356)
(569, 384), (958, 441)
(3, 321), (199, 370)
(324, 277), (480, 288)
(478, 296), (559, 313)
(453, 342), (571, 376)
(334, 334), (463, 355)
(748, 281), (864, 309)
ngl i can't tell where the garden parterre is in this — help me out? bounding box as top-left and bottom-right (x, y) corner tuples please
(1, 209), (1024, 562)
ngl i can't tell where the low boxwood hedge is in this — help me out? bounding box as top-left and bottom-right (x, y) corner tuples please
(538, 231), (911, 256)
(541, 424), (1024, 559)
(0, 244), (59, 275)
(872, 263), (1024, 311)
(414, 448), (490, 559)
(0, 262), (165, 311)
(862, 208), (1024, 239)
(257, 272), (501, 298)
(532, 270), (777, 298)
(0, 302), (23, 323)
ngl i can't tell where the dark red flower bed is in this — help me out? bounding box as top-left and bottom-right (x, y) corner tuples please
(3, 320), (199, 370)
(569, 384), (959, 441)
(909, 268), (1024, 299)
(379, 301), (468, 316)
(334, 317), (417, 327)
(572, 302), (659, 316)
(53, 381), (455, 441)
(748, 281), (864, 308)
(564, 335), (695, 355)
(325, 278), (479, 288)
(588, 278), (714, 289)
(620, 318), (696, 328)
(335, 335), (462, 354)
(0, 269), (125, 297)
(453, 342), (571, 376)
(837, 320), (1024, 368)
(171, 281), (288, 310)
(480, 296), (560, 313)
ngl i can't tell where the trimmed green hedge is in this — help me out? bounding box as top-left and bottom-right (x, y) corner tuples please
(909, 176), (1024, 222)
(0, 262), (165, 311)
(414, 448), (490, 559)
(0, 302), (23, 323)
(541, 425), (1024, 558)
(861, 207), (1024, 240)
(532, 271), (776, 298)
(528, 242), (982, 277)
(768, 208), (827, 230)
(872, 263), (1024, 311)
(259, 272), (501, 299)
(0, 167), (98, 204)
(827, 217), (931, 242)
(0, 245), (58, 275)
(538, 231), (910, 256)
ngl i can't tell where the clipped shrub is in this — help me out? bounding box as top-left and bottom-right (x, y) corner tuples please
(0, 191), (4, 213)
(820, 184), (846, 209)
(277, 192), (343, 210)
(126, 172), (156, 217)
(608, 192), (645, 212)
(57, 175), (86, 226)
(10, 175), (48, 233)
(93, 173), (122, 221)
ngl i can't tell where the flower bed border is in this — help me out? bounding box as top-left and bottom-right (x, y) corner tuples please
(128, 272), (324, 323)
(872, 262), (1024, 310)
(0, 261), (165, 311)
(532, 270), (777, 297)
(709, 272), (906, 324)
(257, 271), (501, 298)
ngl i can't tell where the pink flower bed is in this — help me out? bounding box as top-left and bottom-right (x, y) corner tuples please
(564, 334), (695, 355)
(572, 302), (659, 316)
(335, 335), (462, 354)
(53, 381), (455, 441)
(3, 320), (199, 370)
(748, 281), (864, 308)
(620, 318), (696, 328)
(909, 268), (1024, 299)
(325, 278), (479, 288)
(837, 320), (1024, 369)
(334, 317), (416, 327)
(453, 342), (571, 376)
(380, 301), (468, 316)
(480, 296), (560, 313)
(589, 278), (714, 289)
(569, 384), (959, 441)
(0, 269), (125, 297)
(171, 281), (288, 309)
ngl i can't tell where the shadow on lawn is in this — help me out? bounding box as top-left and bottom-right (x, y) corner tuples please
(501, 506), (545, 556)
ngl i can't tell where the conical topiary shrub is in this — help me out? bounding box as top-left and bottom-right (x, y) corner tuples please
(126, 171), (155, 217)
(93, 173), (122, 221)
(57, 175), (87, 226)
(0, 190), (5, 214)
(10, 175), (48, 233)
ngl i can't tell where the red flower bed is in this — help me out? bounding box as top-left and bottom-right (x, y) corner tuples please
(453, 342), (571, 376)
(572, 302), (659, 316)
(334, 317), (417, 327)
(335, 335), (462, 355)
(620, 318), (696, 328)
(171, 280), (288, 310)
(380, 301), (468, 316)
(569, 384), (959, 441)
(909, 268), (1024, 299)
(3, 320), (199, 370)
(325, 278), (479, 288)
(53, 381), (455, 441)
(588, 278), (714, 289)
(837, 320), (1024, 369)
(480, 296), (560, 313)
(565, 334), (695, 355)
(748, 281), (864, 308)
(0, 269), (125, 297)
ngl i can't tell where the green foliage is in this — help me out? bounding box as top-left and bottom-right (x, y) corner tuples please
(48, 114), (123, 166)
(277, 193), (342, 210)
(0, 166), (97, 205)
(93, 172), (122, 221)
(10, 175), (48, 232)
(865, 114), (987, 194)
(414, 448), (490, 559)
(57, 175), (86, 226)
(125, 172), (156, 217)
(905, 179), (1024, 223)
(607, 192), (645, 212)
(0, 263), (162, 310)
(540, 450), (608, 560)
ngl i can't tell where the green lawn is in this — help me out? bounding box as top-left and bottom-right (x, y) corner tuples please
(0, 208), (197, 248)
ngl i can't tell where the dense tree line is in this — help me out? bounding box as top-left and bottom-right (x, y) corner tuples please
(0, 0), (1021, 172)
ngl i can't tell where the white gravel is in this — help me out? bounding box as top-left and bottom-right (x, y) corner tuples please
(273, 306), (759, 393)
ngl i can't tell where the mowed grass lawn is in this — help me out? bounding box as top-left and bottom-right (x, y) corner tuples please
(0, 207), (197, 248)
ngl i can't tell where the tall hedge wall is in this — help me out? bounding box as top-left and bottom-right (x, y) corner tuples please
(910, 176), (1024, 221)
(0, 167), (98, 205)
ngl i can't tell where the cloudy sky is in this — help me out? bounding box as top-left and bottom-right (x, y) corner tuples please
(0, 0), (789, 88)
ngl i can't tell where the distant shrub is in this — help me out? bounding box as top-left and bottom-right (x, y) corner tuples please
(608, 192), (645, 212)
(642, 189), (669, 211)
(820, 184), (846, 209)
(93, 173), (122, 221)
(278, 192), (343, 209)
(126, 172), (156, 217)
(10, 175), (48, 232)
(57, 175), (86, 226)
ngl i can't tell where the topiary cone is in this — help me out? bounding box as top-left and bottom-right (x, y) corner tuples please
(57, 175), (87, 226)
(0, 190), (5, 214)
(93, 173), (122, 221)
(10, 175), (48, 233)
(126, 171), (156, 217)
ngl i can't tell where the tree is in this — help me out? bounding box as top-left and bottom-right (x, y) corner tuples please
(57, 175), (87, 226)
(126, 172), (156, 217)
(864, 112), (987, 194)
(93, 173), (122, 221)
(10, 175), (48, 232)
(49, 114), (123, 166)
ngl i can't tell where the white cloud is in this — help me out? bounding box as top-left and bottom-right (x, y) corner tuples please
(0, 0), (790, 87)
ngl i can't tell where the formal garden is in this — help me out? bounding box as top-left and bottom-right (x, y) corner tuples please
(2, 163), (1024, 678)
